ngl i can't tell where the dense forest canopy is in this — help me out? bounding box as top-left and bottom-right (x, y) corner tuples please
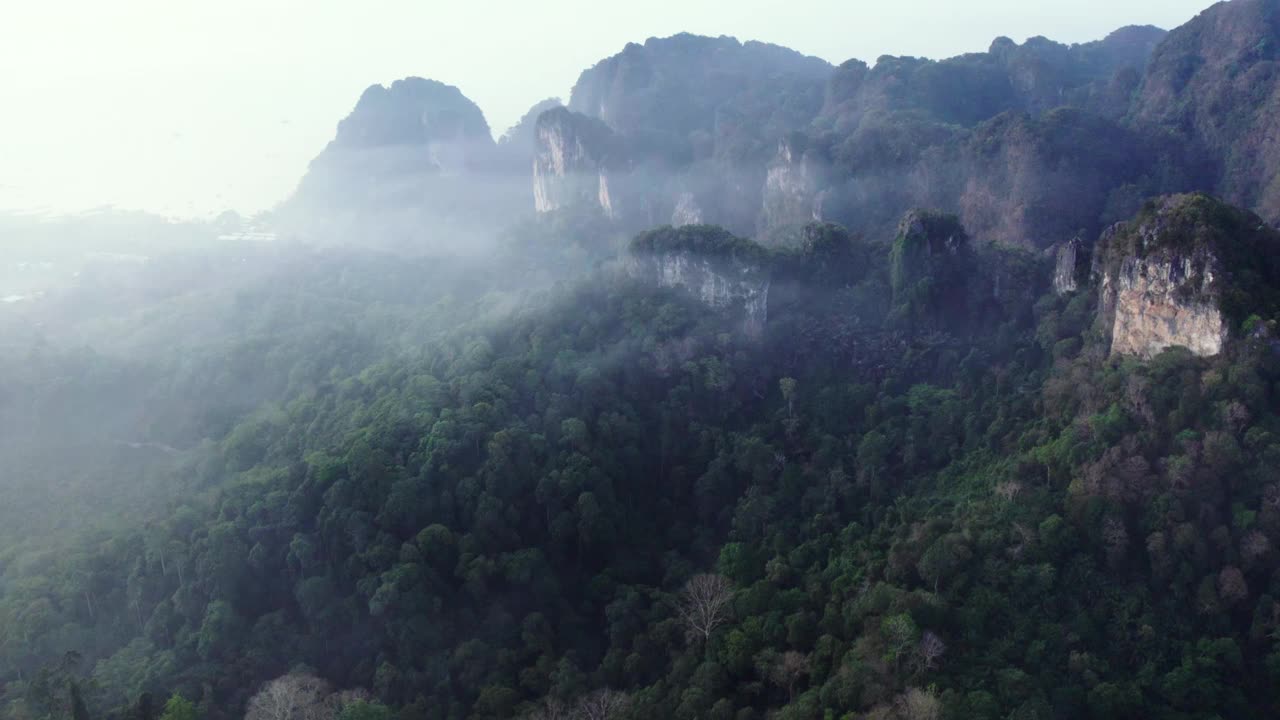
(6, 2), (1280, 720)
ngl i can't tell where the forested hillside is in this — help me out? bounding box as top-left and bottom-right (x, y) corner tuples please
(6, 3), (1280, 720)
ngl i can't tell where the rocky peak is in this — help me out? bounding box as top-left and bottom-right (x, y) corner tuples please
(283, 78), (515, 248)
(568, 33), (831, 140)
(1095, 194), (1280, 358)
(292, 77), (496, 200)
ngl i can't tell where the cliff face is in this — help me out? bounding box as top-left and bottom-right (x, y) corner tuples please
(1095, 194), (1280, 358)
(760, 138), (826, 234)
(532, 108), (623, 216)
(1102, 249), (1226, 357)
(1053, 236), (1087, 295)
(559, 34), (831, 234)
(628, 225), (771, 336)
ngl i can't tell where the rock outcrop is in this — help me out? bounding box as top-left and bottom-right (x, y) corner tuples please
(563, 34), (832, 233)
(628, 225), (771, 336)
(1053, 236), (1088, 295)
(1103, 249), (1226, 358)
(760, 137), (827, 234)
(1095, 194), (1280, 358)
(533, 108), (624, 217)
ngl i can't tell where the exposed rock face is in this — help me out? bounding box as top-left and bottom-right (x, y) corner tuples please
(1095, 194), (1280, 358)
(648, 253), (769, 335)
(1103, 250), (1225, 357)
(1053, 236), (1087, 294)
(532, 108), (623, 215)
(628, 225), (771, 337)
(563, 34), (831, 233)
(760, 138), (826, 233)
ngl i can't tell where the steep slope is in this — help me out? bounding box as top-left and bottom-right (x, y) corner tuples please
(283, 78), (526, 250)
(1132, 0), (1280, 222)
(1094, 193), (1280, 357)
(555, 34), (833, 234)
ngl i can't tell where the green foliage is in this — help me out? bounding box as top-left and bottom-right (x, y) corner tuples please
(6, 201), (1280, 720)
(159, 694), (199, 720)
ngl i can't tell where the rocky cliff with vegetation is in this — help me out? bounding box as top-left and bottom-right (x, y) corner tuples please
(1095, 193), (1280, 358)
(628, 225), (772, 336)
(532, 108), (625, 217)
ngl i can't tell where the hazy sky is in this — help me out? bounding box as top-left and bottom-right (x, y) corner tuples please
(0, 0), (1214, 219)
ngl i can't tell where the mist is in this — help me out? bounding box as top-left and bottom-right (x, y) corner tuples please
(6, 1), (1280, 718)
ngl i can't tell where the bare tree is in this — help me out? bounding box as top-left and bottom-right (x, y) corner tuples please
(245, 673), (332, 720)
(1242, 530), (1271, 563)
(768, 651), (810, 702)
(678, 573), (735, 644)
(895, 687), (942, 720)
(1219, 566), (1249, 605)
(916, 631), (946, 670)
(575, 689), (631, 720)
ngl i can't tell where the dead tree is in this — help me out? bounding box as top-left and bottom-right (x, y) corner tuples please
(678, 573), (735, 645)
(575, 689), (631, 720)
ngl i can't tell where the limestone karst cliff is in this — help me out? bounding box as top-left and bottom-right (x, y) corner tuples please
(532, 108), (625, 217)
(628, 225), (771, 336)
(1095, 194), (1280, 358)
(1053, 236), (1088, 295)
(760, 137), (827, 235)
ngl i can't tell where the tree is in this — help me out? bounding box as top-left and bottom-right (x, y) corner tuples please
(158, 694), (198, 720)
(245, 673), (332, 720)
(769, 651), (810, 701)
(69, 680), (91, 720)
(677, 574), (735, 644)
(895, 687), (942, 720)
(916, 631), (946, 670)
(1219, 567), (1249, 605)
(575, 689), (631, 720)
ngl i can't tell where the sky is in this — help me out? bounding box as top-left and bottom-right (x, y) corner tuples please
(0, 0), (1215, 219)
